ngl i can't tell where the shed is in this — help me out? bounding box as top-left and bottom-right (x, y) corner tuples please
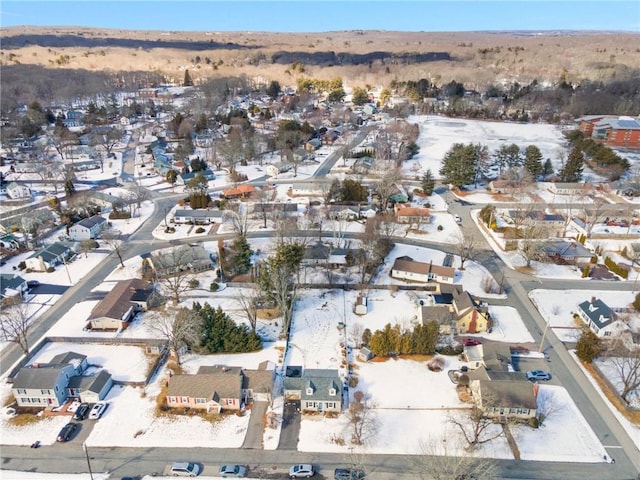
(354, 295), (368, 315)
(358, 347), (374, 362)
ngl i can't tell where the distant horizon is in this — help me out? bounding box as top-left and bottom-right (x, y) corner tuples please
(1, 1), (638, 33)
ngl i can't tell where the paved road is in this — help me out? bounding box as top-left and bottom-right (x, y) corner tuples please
(3, 175), (640, 478)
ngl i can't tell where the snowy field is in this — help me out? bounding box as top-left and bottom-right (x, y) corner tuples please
(529, 289), (637, 342)
(405, 116), (568, 179)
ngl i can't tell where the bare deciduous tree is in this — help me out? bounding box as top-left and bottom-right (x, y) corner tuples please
(535, 385), (565, 426)
(235, 285), (261, 333)
(452, 232), (478, 270)
(608, 349), (640, 403)
(0, 300), (32, 355)
(149, 307), (202, 365)
(518, 238), (545, 268)
(412, 438), (498, 480)
(582, 196), (611, 238)
(155, 246), (199, 304)
(101, 227), (126, 268)
(346, 390), (378, 446)
(224, 202), (252, 238)
(448, 405), (505, 452)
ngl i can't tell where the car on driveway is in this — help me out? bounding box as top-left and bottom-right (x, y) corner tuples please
(289, 464), (315, 478)
(73, 402), (91, 420)
(526, 370), (551, 382)
(219, 464), (247, 477)
(89, 401), (108, 419)
(57, 422), (78, 442)
(463, 338), (481, 347)
(334, 468), (366, 480)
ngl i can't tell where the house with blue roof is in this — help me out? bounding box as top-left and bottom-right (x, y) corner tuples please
(283, 367), (343, 414)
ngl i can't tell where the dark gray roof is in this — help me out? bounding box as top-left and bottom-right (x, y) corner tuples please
(301, 369), (342, 401)
(67, 370), (112, 393)
(77, 215), (106, 229)
(49, 351), (87, 366)
(0, 274), (26, 294)
(578, 298), (616, 329)
(421, 305), (453, 324)
(166, 372), (242, 400)
(174, 209), (223, 218)
(88, 278), (151, 321)
(541, 240), (592, 258)
(478, 380), (537, 410)
(12, 364), (74, 389)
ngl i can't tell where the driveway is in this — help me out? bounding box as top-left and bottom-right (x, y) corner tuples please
(242, 401), (268, 449)
(277, 401), (301, 450)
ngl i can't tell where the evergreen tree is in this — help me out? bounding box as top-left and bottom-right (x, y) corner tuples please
(421, 169), (436, 195)
(183, 69), (194, 87)
(559, 145), (584, 182)
(523, 145), (543, 179)
(542, 158), (554, 177)
(439, 143), (480, 188)
(575, 328), (601, 363)
(273, 242), (305, 271)
(266, 80), (281, 100)
(197, 303), (261, 353)
(230, 236), (253, 275)
(341, 179), (368, 202)
(165, 170), (178, 185)
(351, 86), (369, 106)
(64, 178), (76, 197)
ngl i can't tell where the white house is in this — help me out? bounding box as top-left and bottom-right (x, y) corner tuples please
(576, 297), (628, 337)
(68, 215), (107, 241)
(25, 242), (74, 272)
(6, 182), (31, 199)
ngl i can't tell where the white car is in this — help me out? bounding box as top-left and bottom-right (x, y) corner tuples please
(170, 462), (200, 477)
(454, 214), (462, 224)
(289, 464), (315, 478)
(88, 401), (108, 419)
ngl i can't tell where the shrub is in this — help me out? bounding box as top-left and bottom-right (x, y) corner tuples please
(18, 261), (26, 270)
(436, 344), (464, 356)
(187, 279), (200, 288)
(195, 227), (205, 234)
(46, 267), (55, 273)
(633, 292), (640, 312)
(437, 225), (443, 231)
(590, 255), (598, 263)
(210, 282), (219, 292)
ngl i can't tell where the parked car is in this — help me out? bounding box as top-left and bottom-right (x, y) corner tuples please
(30, 440), (40, 449)
(463, 339), (481, 347)
(169, 462), (200, 477)
(27, 280), (40, 287)
(334, 468), (366, 480)
(526, 370), (551, 382)
(219, 464), (247, 478)
(57, 422), (78, 442)
(289, 464), (315, 478)
(454, 214), (462, 224)
(89, 401), (108, 419)
(73, 402), (91, 420)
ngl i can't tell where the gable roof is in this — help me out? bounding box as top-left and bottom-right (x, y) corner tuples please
(67, 369), (112, 393)
(578, 298), (616, 329)
(88, 278), (151, 321)
(223, 184), (256, 197)
(167, 371), (243, 400)
(0, 274), (26, 295)
(391, 257), (456, 279)
(76, 215), (106, 229)
(395, 204), (431, 218)
(300, 369), (342, 400)
(49, 351), (87, 366)
(12, 364), (74, 389)
(478, 380), (537, 410)
(27, 242), (73, 262)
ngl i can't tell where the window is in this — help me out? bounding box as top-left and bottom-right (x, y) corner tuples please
(21, 398), (29, 403)
(181, 396), (189, 403)
(604, 331), (611, 337)
(226, 398), (235, 405)
(40, 389), (49, 395)
(196, 398), (206, 404)
(167, 396), (175, 403)
(55, 385), (59, 392)
(306, 387), (314, 395)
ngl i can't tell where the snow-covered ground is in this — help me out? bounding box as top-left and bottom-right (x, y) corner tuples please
(405, 116), (568, 180)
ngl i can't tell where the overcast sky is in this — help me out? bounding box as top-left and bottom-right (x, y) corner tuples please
(1, 1), (639, 32)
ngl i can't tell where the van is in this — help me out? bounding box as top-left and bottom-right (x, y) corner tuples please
(170, 462), (200, 477)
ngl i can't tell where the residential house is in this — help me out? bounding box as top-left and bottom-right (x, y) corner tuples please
(576, 297), (627, 337)
(87, 278), (155, 330)
(284, 368), (343, 414)
(451, 289), (492, 334)
(11, 351), (113, 407)
(0, 274), (28, 300)
(541, 240), (593, 265)
(421, 305), (454, 334)
(328, 204), (360, 221)
(506, 210), (565, 237)
(548, 182), (593, 196)
(239, 361), (275, 403)
(470, 380), (538, 421)
(301, 242), (358, 268)
(149, 245), (213, 278)
(68, 215), (107, 241)
(391, 256), (456, 284)
(172, 209), (223, 225)
(252, 202), (299, 219)
(0, 234), (20, 251)
(6, 182), (31, 200)
(176, 169), (216, 186)
(394, 204), (431, 224)
(25, 242), (75, 272)
(223, 184), (256, 200)
(166, 366), (245, 413)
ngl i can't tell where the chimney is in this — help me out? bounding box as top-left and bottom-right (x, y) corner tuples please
(591, 296), (596, 304)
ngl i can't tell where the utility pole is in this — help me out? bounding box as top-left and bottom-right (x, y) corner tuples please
(82, 443), (94, 480)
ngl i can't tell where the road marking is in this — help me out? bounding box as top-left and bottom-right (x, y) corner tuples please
(603, 445), (622, 448)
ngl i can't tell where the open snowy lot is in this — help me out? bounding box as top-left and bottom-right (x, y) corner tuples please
(405, 115), (568, 179)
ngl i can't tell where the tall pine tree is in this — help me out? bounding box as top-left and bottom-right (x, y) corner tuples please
(559, 145), (584, 182)
(523, 145), (543, 179)
(421, 169), (436, 195)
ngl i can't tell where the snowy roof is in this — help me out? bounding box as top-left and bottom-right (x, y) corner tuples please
(49, 351), (87, 366)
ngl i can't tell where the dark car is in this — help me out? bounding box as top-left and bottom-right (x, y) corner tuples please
(27, 280), (40, 287)
(73, 403), (91, 420)
(57, 422), (78, 442)
(334, 468), (366, 480)
(463, 339), (482, 347)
